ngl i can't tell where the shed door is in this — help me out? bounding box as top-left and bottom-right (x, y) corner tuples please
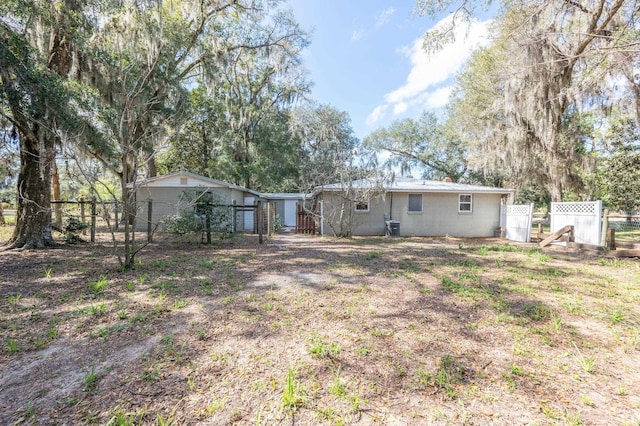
(244, 197), (255, 231)
(284, 200), (297, 227)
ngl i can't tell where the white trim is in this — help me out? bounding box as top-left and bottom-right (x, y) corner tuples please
(458, 194), (473, 213)
(354, 199), (370, 212)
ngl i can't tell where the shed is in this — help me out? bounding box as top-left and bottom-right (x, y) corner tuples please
(133, 172), (263, 232)
(315, 177), (514, 237)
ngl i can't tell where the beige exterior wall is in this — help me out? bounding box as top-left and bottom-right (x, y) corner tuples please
(321, 191), (502, 237)
(135, 185), (248, 231)
(320, 192), (388, 236)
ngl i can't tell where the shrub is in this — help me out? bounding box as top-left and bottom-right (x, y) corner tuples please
(162, 189), (233, 236)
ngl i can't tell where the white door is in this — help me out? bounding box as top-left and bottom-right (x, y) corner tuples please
(244, 197), (255, 231)
(284, 200), (297, 227)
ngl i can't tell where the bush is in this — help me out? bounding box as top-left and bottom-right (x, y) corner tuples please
(162, 190), (233, 236)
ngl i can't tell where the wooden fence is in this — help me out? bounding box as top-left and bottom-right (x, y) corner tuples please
(51, 199), (98, 242)
(296, 204), (316, 234)
(34, 198), (278, 245)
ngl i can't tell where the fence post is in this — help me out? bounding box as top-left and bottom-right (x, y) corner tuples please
(90, 199), (96, 243)
(205, 205), (212, 244)
(80, 198), (86, 235)
(114, 201), (119, 231)
(601, 209), (609, 246)
(606, 228), (616, 250)
(258, 200), (263, 244)
(320, 200), (324, 236)
(232, 200), (237, 233)
(147, 200), (153, 243)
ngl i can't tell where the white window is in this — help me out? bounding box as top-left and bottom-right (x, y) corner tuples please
(408, 194), (422, 212)
(459, 194), (472, 212)
(355, 200), (369, 212)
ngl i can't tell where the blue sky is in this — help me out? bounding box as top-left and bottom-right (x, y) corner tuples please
(287, 0), (493, 141)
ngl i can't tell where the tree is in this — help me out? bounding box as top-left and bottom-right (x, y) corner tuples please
(160, 89), (225, 177)
(202, 8), (309, 189)
(418, 0), (640, 201)
(364, 112), (468, 181)
(290, 102), (378, 237)
(595, 117), (640, 213)
(0, 0), (95, 248)
(290, 103), (360, 191)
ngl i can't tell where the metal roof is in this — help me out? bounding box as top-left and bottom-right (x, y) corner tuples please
(262, 193), (310, 200)
(316, 177), (514, 195)
(130, 172), (264, 197)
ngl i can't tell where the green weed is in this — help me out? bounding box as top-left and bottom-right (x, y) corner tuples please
(90, 275), (108, 296)
(365, 250), (382, 260)
(83, 365), (99, 392)
(573, 342), (596, 373)
(581, 394), (595, 407)
(8, 293), (21, 306)
(607, 307), (625, 324)
(522, 303), (551, 321)
(356, 345), (371, 356)
(283, 368), (305, 412)
(414, 369), (431, 389)
(434, 355), (465, 399)
(172, 299), (189, 309)
(204, 397), (226, 414)
(329, 375), (347, 398)
(5, 337), (19, 353)
(308, 335), (340, 359)
(48, 319), (59, 340)
(25, 401), (36, 417)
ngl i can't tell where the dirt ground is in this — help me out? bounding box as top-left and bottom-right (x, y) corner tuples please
(0, 230), (639, 425)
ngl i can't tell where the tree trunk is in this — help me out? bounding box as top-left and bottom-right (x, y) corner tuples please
(6, 129), (55, 249)
(0, 201), (5, 226)
(52, 161), (62, 228)
(548, 175), (563, 202)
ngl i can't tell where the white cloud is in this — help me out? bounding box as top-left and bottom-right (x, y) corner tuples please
(351, 28), (364, 41)
(376, 7), (396, 29)
(366, 15), (492, 128)
(425, 86), (453, 108)
(366, 105), (389, 127)
(393, 102), (408, 114)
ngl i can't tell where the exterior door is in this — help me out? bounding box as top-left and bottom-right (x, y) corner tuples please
(284, 200), (297, 227)
(244, 197), (255, 231)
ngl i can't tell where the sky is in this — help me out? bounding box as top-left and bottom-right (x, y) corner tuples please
(287, 0), (494, 141)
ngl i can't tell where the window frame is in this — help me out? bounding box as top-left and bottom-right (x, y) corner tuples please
(458, 194), (473, 213)
(407, 193), (423, 213)
(354, 199), (370, 213)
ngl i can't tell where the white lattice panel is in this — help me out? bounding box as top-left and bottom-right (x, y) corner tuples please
(551, 202), (597, 215)
(503, 203), (534, 243)
(550, 201), (602, 245)
(506, 204), (532, 216)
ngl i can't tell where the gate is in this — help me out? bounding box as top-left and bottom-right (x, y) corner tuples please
(502, 203), (534, 242)
(550, 201), (602, 245)
(296, 204), (316, 234)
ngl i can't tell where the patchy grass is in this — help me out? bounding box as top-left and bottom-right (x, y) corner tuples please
(0, 232), (639, 424)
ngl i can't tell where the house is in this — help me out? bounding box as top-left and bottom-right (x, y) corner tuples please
(315, 177), (514, 237)
(262, 193), (309, 228)
(133, 172), (263, 232)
